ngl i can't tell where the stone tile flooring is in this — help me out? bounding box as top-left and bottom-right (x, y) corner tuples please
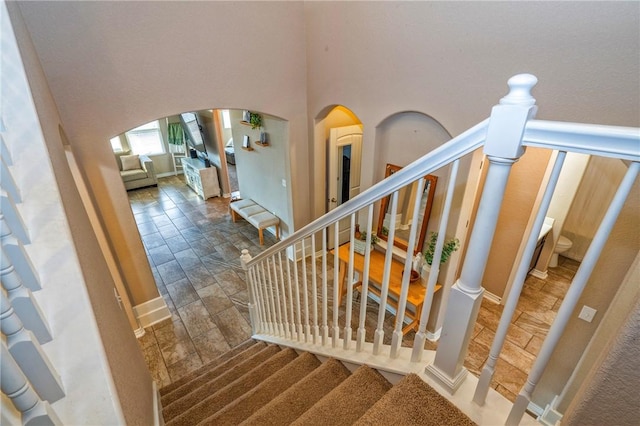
(133, 176), (574, 402)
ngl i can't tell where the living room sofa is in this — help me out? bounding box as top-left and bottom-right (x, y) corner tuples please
(115, 151), (157, 190)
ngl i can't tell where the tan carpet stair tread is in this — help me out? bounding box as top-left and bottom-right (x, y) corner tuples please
(162, 344), (281, 419)
(166, 348), (299, 426)
(354, 373), (476, 426)
(291, 364), (392, 426)
(160, 340), (263, 398)
(201, 352), (325, 425)
(242, 357), (352, 426)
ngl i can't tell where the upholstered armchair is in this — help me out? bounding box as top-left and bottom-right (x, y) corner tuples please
(115, 152), (157, 190)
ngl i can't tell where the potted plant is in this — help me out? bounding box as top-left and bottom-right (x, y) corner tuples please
(421, 232), (460, 286)
(249, 112), (263, 130)
(353, 225), (379, 254)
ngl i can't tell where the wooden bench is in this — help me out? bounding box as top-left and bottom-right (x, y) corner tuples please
(229, 199), (280, 245)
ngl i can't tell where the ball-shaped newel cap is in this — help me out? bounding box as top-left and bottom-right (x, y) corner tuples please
(500, 74), (538, 106)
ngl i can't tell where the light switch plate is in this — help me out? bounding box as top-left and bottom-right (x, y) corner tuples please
(281, 179), (287, 187)
(578, 305), (597, 323)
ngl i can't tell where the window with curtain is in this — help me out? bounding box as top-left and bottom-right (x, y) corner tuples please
(126, 120), (165, 155)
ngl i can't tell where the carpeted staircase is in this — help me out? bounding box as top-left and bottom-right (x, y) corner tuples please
(160, 340), (477, 425)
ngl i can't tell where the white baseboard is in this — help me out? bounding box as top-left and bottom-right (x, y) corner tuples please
(530, 268), (548, 279)
(156, 171), (181, 178)
(483, 291), (502, 304)
(133, 296), (171, 330)
(426, 327), (442, 341)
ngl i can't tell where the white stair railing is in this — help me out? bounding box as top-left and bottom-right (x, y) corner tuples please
(0, 291), (65, 403)
(241, 108), (491, 361)
(1, 157), (64, 421)
(240, 74), (640, 424)
(0, 343), (62, 426)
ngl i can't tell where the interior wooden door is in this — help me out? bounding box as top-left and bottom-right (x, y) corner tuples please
(327, 124), (363, 249)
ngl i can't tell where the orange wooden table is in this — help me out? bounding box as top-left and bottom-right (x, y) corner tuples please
(332, 243), (442, 334)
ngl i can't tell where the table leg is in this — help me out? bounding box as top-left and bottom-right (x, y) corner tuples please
(338, 260), (347, 305)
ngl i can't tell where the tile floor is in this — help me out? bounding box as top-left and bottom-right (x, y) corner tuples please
(133, 176), (575, 402)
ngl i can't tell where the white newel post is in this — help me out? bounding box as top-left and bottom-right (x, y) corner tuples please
(240, 249), (258, 334)
(426, 74), (538, 393)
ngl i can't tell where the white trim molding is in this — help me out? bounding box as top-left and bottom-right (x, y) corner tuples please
(133, 296), (171, 330)
(530, 268), (548, 280)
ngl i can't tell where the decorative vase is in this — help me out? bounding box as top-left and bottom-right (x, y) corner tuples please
(421, 264), (432, 287)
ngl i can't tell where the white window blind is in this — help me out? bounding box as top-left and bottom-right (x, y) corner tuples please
(126, 120), (164, 155)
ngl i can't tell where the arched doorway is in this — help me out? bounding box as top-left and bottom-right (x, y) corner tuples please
(313, 105), (363, 247)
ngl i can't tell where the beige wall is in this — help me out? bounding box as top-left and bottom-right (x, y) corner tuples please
(6, 3), (155, 424)
(562, 156), (627, 261)
(562, 256), (640, 424)
(482, 147), (552, 298)
(230, 110), (292, 236)
(17, 0), (309, 306)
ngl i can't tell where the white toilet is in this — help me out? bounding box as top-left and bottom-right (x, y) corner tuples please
(550, 235), (573, 267)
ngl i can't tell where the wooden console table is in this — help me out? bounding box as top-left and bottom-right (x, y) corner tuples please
(332, 243), (442, 335)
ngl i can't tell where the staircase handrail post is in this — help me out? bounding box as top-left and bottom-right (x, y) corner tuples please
(426, 74), (539, 393)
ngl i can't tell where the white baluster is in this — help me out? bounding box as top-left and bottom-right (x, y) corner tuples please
(277, 252), (292, 339)
(0, 216), (41, 291)
(412, 159), (459, 362)
(1, 156), (21, 202)
(263, 261), (277, 336)
(310, 235), (319, 344)
(301, 239), (310, 342)
(1, 246), (52, 343)
(427, 74), (538, 393)
(391, 179), (425, 358)
(284, 249), (297, 340)
(506, 160), (640, 425)
(356, 204), (375, 352)
(257, 262), (273, 334)
(252, 266), (269, 334)
(321, 227), (329, 346)
(240, 249), (258, 334)
(1, 135), (12, 165)
(268, 255), (284, 336)
(343, 214), (356, 350)
(474, 151), (566, 405)
(2, 190), (30, 243)
(332, 223), (340, 348)
(0, 343), (62, 426)
(291, 242), (303, 341)
(1, 292), (65, 403)
(373, 191), (399, 355)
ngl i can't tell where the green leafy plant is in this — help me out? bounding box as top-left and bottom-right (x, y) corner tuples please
(249, 112), (263, 130)
(359, 231), (379, 246)
(423, 232), (460, 266)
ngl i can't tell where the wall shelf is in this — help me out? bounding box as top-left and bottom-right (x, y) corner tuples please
(241, 146), (254, 151)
